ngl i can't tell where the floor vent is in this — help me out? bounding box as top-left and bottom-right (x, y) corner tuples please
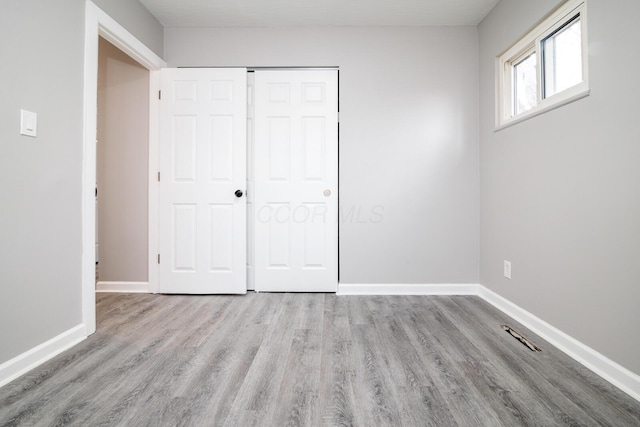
(501, 324), (542, 352)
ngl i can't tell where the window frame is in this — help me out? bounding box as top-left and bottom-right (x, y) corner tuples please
(496, 0), (589, 130)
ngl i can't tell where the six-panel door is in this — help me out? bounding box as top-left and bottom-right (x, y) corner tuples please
(158, 68), (247, 294)
(253, 70), (339, 292)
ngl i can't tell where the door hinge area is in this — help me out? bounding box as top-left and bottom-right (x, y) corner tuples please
(157, 171), (161, 182)
(157, 254), (160, 264)
(158, 90), (162, 100)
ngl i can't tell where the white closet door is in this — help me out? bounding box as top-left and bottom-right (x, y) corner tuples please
(254, 70), (338, 292)
(158, 68), (247, 294)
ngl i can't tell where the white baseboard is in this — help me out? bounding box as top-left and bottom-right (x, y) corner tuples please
(338, 283), (480, 295)
(0, 324), (86, 388)
(338, 282), (639, 402)
(2, 283), (637, 403)
(96, 281), (150, 293)
(478, 285), (640, 402)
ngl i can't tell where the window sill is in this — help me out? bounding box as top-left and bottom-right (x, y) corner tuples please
(495, 86), (590, 132)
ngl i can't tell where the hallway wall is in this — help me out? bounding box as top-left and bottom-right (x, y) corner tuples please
(97, 37), (149, 283)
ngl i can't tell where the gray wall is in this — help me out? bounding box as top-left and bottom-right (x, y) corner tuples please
(0, 0), (162, 365)
(165, 26), (480, 284)
(0, 0), (83, 364)
(479, 0), (640, 374)
(97, 38), (149, 283)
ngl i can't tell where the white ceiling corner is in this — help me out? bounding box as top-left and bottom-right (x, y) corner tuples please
(138, 0), (500, 28)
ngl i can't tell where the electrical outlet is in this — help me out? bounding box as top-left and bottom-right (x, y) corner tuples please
(504, 260), (512, 279)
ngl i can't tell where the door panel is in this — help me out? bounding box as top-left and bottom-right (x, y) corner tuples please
(159, 68), (247, 294)
(254, 70), (338, 292)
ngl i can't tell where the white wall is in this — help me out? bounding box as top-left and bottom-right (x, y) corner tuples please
(97, 37), (149, 282)
(0, 0), (162, 365)
(165, 26), (480, 284)
(479, 0), (640, 374)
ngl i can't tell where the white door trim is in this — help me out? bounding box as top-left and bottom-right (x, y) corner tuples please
(83, 1), (165, 335)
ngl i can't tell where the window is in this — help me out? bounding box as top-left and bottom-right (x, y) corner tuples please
(514, 52), (537, 115)
(497, 0), (588, 128)
(543, 15), (582, 98)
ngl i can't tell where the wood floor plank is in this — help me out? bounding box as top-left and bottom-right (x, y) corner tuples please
(0, 334), (128, 425)
(271, 328), (322, 426)
(346, 296), (373, 326)
(312, 295), (357, 426)
(425, 297), (566, 426)
(171, 296), (268, 425)
(402, 298), (504, 426)
(1, 293), (639, 427)
(269, 295), (325, 427)
(349, 324), (405, 426)
(395, 385), (458, 427)
(444, 296), (640, 427)
(223, 293), (303, 427)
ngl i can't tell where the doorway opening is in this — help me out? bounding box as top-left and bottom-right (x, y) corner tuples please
(96, 37), (150, 292)
(83, 2), (165, 335)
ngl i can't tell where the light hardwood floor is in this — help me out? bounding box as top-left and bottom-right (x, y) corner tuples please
(1, 293), (639, 426)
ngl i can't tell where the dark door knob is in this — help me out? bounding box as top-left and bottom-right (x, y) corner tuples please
(235, 189), (243, 198)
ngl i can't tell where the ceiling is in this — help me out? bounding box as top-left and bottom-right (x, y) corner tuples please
(138, 0), (500, 27)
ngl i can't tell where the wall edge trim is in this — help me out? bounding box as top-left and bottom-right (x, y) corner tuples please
(477, 285), (640, 402)
(337, 283), (480, 295)
(0, 325), (86, 388)
(3, 285), (637, 402)
(96, 281), (150, 293)
(337, 282), (639, 402)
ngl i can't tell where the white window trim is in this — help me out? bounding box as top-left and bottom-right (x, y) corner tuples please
(496, 0), (589, 130)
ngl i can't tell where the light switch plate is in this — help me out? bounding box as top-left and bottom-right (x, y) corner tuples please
(20, 109), (37, 137)
(504, 260), (512, 279)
